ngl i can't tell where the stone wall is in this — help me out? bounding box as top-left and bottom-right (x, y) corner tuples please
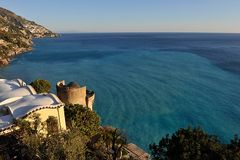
(56, 80), (95, 110)
(29, 106), (67, 132)
(86, 92), (95, 111)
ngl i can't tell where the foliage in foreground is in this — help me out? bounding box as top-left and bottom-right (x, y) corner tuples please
(0, 105), (127, 160)
(87, 126), (127, 160)
(64, 104), (128, 160)
(64, 104), (101, 137)
(30, 79), (51, 93)
(149, 127), (240, 160)
(0, 114), (87, 160)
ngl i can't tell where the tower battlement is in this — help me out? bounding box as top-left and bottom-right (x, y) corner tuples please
(56, 80), (95, 110)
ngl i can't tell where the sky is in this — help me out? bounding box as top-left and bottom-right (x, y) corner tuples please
(0, 0), (240, 33)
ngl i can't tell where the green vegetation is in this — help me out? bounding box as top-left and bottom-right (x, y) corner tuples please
(0, 7), (56, 65)
(9, 114), (87, 160)
(0, 105), (127, 160)
(86, 127), (127, 160)
(30, 79), (51, 93)
(149, 127), (240, 160)
(46, 116), (59, 133)
(64, 105), (128, 159)
(0, 13), (32, 59)
(64, 104), (100, 137)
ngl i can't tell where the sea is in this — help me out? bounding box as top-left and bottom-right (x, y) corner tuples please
(1, 33), (240, 150)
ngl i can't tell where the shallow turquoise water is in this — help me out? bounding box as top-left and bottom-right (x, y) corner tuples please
(1, 33), (240, 150)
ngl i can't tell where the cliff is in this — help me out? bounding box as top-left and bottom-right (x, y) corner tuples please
(0, 7), (57, 65)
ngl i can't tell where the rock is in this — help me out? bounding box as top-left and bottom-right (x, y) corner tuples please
(0, 7), (57, 66)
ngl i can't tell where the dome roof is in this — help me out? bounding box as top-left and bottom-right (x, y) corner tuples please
(67, 82), (80, 88)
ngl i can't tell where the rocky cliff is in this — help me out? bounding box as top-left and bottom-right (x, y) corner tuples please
(0, 7), (57, 65)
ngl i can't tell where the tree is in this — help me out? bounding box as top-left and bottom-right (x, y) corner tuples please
(224, 135), (240, 159)
(86, 127), (127, 160)
(30, 79), (51, 93)
(64, 104), (101, 138)
(149, 127), (224, 160)
(0, 114), (87, 160)
(103, 127), (127, 160)
(46, 116), (59, 134)
(62, 128), (87, 160)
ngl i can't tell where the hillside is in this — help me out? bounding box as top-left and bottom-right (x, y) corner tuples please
(0, 7), (57, 65)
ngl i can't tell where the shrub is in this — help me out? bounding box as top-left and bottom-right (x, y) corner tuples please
(46, 116), (59, 134)
(6, 114), (87, 160)
(149, 127), (238, 160)
(30, 79), (51, 93)
(64, 104), (100, 138)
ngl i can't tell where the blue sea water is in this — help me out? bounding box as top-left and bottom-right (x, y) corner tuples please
(1, 33), (240, 150)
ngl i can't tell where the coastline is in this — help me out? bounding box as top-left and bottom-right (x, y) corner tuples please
(0, 34), (58, 67)
(0, 47), (32, 66)
(0, 7), (58, 67)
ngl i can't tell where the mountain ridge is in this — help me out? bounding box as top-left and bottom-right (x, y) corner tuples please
(0, 7), (57, 65)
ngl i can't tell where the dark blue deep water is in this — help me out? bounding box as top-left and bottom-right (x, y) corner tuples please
(1, 33), (240, 150)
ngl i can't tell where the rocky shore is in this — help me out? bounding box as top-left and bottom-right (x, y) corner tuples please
(0, 46), (32, 66)
(0, 7), (57, 66)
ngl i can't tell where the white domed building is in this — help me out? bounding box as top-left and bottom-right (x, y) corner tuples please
(0, 79), (66, 135)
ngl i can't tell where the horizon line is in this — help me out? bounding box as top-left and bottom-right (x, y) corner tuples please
(57, 31), (240, 34)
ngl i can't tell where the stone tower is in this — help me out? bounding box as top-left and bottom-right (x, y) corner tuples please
(56, 80), (95, 110)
